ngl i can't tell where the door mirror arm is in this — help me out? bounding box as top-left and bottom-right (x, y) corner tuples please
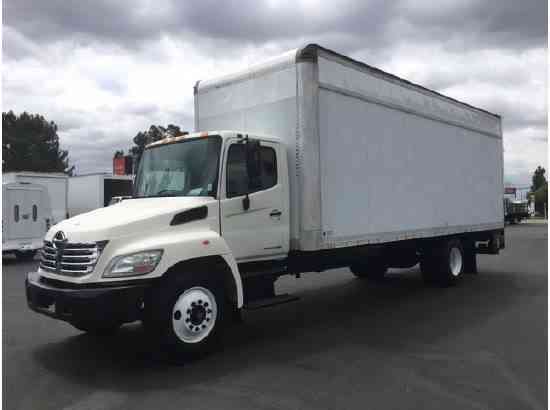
(242, 136), (261, 211)
(242, 195), (250, 211)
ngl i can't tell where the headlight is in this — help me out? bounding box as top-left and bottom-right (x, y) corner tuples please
(103, 250), (163, 278)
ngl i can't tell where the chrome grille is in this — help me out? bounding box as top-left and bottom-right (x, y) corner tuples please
(40, 240), (106, 277)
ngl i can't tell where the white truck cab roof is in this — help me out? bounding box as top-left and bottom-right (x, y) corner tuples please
(146, 130), (281, 149)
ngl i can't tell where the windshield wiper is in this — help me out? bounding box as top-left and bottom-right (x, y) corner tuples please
(156, 189), (183, 197)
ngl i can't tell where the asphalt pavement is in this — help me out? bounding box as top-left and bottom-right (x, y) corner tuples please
(3, 223), (547, 410)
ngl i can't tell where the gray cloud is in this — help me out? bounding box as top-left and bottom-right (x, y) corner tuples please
(3, 0), (156, 50)
(398, 0), (547, 46)
(2, 0), (547, 181)
(4, 0), (547, 60)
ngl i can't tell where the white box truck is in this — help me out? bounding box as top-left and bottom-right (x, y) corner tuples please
(3, 172), (68, 224)
(3, 182), (52, 260)
(68, 173), (133, 217)
(26, 45), (504, 358)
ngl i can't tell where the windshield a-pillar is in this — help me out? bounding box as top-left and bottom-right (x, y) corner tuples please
(134, 136), (222, 198)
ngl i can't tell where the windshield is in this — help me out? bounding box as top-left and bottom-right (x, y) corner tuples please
(134, 136), (222, 198)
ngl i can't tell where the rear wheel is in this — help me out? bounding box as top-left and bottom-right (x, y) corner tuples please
(143, 272), (228, 360)
(15, 250), (37, 261)
(421, 239), (464, 287)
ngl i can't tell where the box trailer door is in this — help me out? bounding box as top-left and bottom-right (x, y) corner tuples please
(7, 187), (43, 240)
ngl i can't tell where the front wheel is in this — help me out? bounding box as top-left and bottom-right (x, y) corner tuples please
(143, 273), (227, 360)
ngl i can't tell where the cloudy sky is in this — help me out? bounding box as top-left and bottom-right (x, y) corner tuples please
(3, 0), (547, 185)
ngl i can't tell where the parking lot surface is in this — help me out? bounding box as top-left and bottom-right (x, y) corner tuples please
(3, 223), (547, 410)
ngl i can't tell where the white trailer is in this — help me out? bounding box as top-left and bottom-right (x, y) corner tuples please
(3, 172), (68, 225)
(68, 173), (133, 217)
(27, 45), (504, 358)
(3, 182), (52, 260)
(195, 44), (504, 251)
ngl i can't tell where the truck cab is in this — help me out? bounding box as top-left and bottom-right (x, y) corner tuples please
(137, 131), (290, 263)
(26, 131), (289, 356)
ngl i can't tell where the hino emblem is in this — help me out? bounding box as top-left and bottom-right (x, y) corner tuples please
(52, 231), (67, 272)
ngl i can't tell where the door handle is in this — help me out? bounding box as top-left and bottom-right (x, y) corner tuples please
(269, 210), (282, 217)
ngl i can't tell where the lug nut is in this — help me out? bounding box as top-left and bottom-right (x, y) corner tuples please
(174, 310), (181, 320)
(204, 302), (209, 307)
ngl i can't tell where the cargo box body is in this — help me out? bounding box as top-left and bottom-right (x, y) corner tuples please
(195, 44), (504, 252)
(68, 173), (133, 217)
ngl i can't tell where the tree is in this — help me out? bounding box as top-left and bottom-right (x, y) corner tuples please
(2, 111), (74, 174)
(534, 184), (548, 216)
(128, 124), (187, 166)
(529, 166), (548, 216)
(531, 166), (546, 192)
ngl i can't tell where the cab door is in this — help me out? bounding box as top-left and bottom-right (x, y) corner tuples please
(220, 138), (288, 262)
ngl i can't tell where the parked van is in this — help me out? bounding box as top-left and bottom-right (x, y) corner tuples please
(3, 182), (52, 260)
(3, 172), (68, 225)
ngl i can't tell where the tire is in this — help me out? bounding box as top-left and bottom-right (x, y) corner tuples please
(70, 321), (121, 335)
(15, 250), (37, 261)
(350, 258), (388, 280)
(143, 272), (227, 361)
(420, 239), (464, 287)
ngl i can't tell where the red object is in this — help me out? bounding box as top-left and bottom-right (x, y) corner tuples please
(113, 157), (126, 175)
(504, 187), (516, 195)
(202, 240), (210, 245)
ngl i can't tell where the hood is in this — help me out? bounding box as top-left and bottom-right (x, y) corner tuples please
(47, 197), (217, 242)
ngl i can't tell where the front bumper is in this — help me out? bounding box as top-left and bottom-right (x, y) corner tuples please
(26, 272), (154, 325)
(3, 239), (42, 252)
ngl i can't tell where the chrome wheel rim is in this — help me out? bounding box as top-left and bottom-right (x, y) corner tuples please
(449, 247), (463, 277)
(172, 286), (217, 343)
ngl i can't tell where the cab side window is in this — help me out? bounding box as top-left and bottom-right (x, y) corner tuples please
(226, 144), (248, 198)
(260, 146), (277, 190)
(226, 143), (278, 198)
